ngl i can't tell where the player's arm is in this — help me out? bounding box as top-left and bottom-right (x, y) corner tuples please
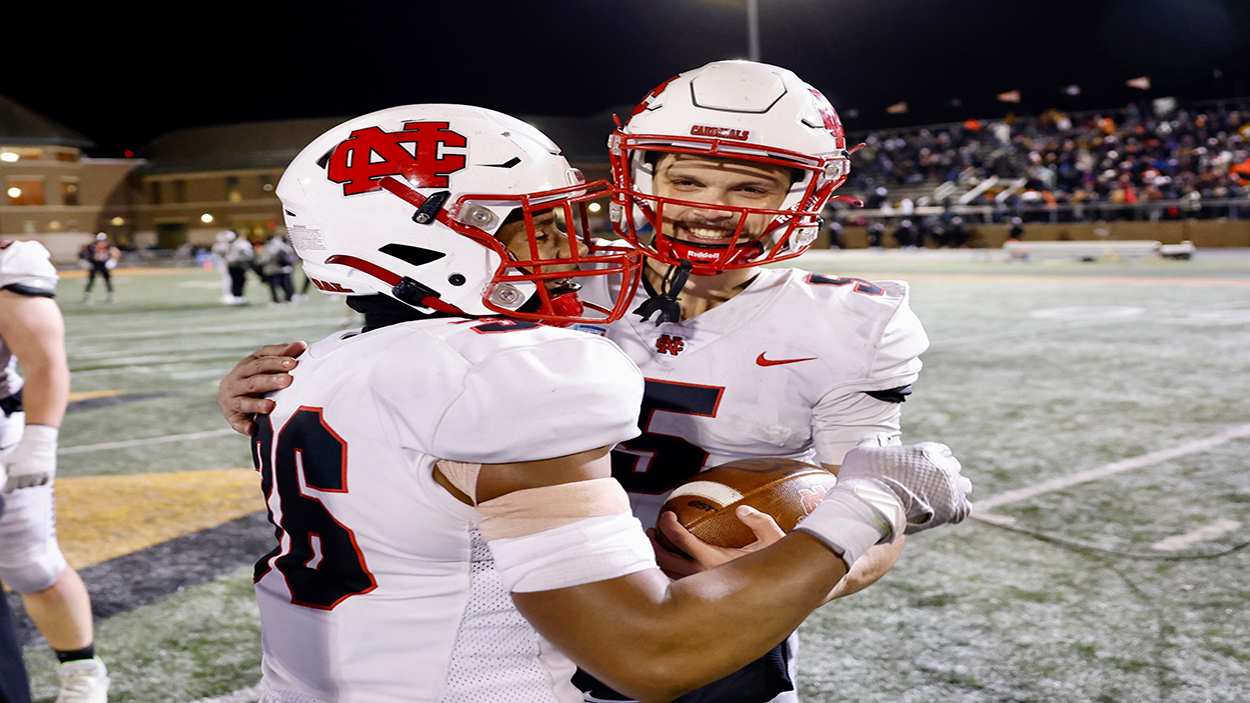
(809, 389), (918, 602)
(0, 292), (67, 426)
(821, 460), (905, 601)
(476, 447), (844, 702)
(472, 443), (970, 703)
(0, 290), (68, 491)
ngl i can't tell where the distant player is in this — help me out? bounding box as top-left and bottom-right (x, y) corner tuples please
(211, 231), (238, 305)
(79, 234), (119, 304)
(219, 104), (972, 703)
(224, 233), (255, 305)
(0, 240), (109, 702)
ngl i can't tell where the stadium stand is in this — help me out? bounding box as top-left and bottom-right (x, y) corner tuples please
(843, 98), (1250, 224)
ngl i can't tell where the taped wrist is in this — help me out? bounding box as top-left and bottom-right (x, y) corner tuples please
(13, 425), (57, 471)
(478, 478), (657, 592)
(794, 479), (903, 570)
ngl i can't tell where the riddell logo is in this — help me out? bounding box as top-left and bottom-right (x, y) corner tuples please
(691, 125), (750, 140)
(683, 249), (720, 261)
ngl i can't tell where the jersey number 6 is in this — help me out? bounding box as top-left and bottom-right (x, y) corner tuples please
(252, 408), (377, 610)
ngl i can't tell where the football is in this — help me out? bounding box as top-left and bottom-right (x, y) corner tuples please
(658, 458), (838, 550)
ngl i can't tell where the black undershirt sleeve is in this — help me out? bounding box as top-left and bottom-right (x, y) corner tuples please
(864, 384), (913, 404)
(1, 283), (54, 299)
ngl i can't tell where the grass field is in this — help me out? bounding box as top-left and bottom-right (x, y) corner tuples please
(12, 249), (1250, 702)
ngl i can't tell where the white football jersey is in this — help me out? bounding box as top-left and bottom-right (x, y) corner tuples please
(581, 264), (928, 528)
(0, 240), (58, 445)
(252, 316), (642, 703)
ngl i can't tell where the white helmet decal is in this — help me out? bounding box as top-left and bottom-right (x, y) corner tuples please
(279, 104), (641, 324)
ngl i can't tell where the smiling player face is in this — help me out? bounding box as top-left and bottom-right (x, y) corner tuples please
(651, 153), (792, 251)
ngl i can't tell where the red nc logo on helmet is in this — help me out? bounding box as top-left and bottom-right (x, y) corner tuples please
(806, 89), (846, 145)
(327, 121), (468, 196)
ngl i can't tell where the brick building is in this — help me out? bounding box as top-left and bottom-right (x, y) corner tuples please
(1, 96), (618, 263)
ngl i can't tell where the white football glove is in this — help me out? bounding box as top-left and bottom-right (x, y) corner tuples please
(840, 442), (973, 534)
(3, 425), (57, 493)
(796, 442), (972, 569)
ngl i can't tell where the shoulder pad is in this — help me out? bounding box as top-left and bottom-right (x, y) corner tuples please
(431, 330), (644, 463)
(0, 241), (58, 297)
(791, 271), (927, 389)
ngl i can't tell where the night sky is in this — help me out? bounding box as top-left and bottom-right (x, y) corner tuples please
(8, 0), (1250, 155)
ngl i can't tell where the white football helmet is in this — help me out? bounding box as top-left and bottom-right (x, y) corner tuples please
(278, 104), (642, 324)
(609, 60), (858, 275)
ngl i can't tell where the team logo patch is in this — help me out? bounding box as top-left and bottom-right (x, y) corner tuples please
(326, 121), (467, 196)
(656, 334), (685, 356)
(690, 125), (750, 141)
(799, 485), (832, 515)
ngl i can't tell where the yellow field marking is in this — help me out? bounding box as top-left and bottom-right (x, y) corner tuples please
(59, 267), (193, 279)
(67, 389), (120, 402)
(53, 468), (261, 570)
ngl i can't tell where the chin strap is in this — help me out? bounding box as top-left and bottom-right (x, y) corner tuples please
(633, 259), (692, 325)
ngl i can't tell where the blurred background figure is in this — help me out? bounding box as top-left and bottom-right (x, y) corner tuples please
(211, 231), (237, 305)
(1008, 216), (1025, 242)
(894, 218), (919, 248)
(78, 234), (119, 305)
(826, 219), (844, 249)
(258, 234), (296, 304)
(866, 220), (886, 248)
(223, 232), (254, 306)
(945, 215), (970, 248)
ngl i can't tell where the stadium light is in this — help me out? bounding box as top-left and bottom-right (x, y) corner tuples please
(6, 186), (21, 198)
(746, 0), (760, 61)
(0, 151), (18, 163)
(200, 212), (215, 224)
(588, 202), (602, 213)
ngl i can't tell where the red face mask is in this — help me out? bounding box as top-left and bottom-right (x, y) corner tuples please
(379, 176), (644, 326)
(609, 132), (857, 276)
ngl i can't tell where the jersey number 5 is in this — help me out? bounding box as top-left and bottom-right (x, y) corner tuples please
(611, 378), (724, 494)
(252, 408), (377, 610)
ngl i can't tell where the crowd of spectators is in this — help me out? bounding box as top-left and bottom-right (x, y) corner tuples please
(844, 98), (1250, 222)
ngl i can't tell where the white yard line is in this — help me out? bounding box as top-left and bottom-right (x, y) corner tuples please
(58, 428), (236, 455)
(1151, 520), (1241, 551)
(168, 366), (234, 381)
(72, 317), (348, 342)
(974, 423), (1250, 513)
(71, 341), (267, 361)
(191, 682), (261, 703)
(69, 366), (160, 378)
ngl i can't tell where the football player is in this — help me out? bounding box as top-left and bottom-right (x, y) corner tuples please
(225, 103), (971, 703)
(221, 62), (924, 702)
(0, 240), (109, 702)
(584, 60), (925, 701)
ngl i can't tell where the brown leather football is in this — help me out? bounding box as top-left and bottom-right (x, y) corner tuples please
(658, 458), (838, 550)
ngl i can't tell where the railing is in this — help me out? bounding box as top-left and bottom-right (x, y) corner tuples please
(837, 198), (1250, 223)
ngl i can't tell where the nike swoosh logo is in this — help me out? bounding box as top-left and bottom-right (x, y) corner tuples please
(756, 353), (816, 367)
